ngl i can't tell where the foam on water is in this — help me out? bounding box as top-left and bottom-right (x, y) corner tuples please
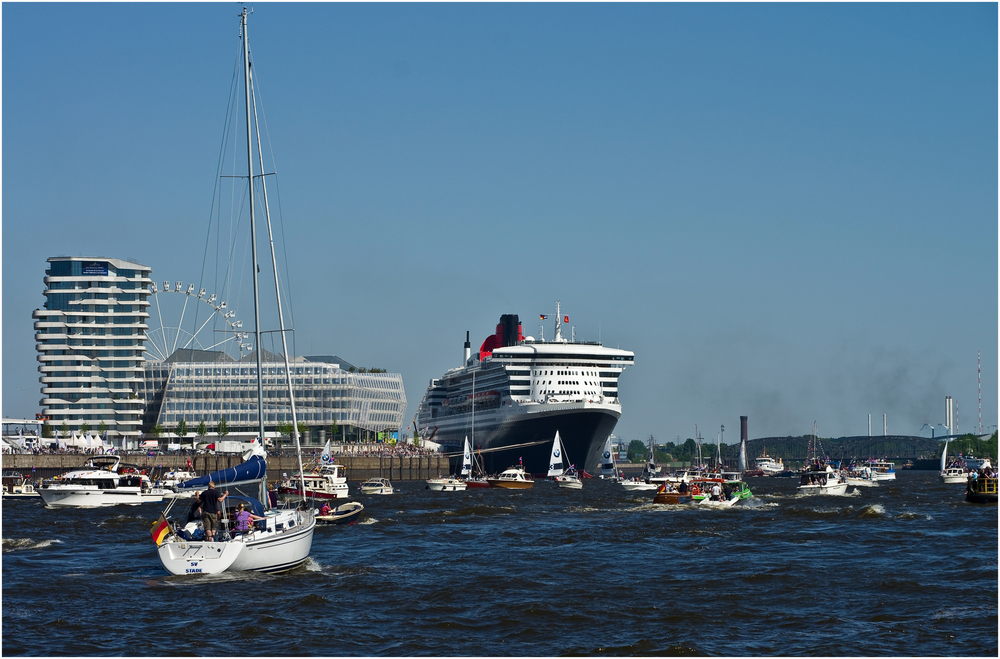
(2, 537), (62, 552)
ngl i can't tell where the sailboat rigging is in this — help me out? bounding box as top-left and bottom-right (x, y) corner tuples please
(151, 8), (315, 574)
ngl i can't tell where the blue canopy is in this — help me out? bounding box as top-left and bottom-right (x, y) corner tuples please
(177, 455), (267, 489)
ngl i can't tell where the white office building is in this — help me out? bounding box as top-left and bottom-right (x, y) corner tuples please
(139, 352), (407, 442)
(33, 257), (153, 442)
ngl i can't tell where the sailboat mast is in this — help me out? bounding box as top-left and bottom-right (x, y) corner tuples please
(241, 8), (266, 451)
(246, 35), (307, 502)
(471, 371), (476, 473)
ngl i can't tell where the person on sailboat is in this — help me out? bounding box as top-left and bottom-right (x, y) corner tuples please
(234, 503), (264, 534)
(186, 493), (203, 523)
(199, 481), (228, 541)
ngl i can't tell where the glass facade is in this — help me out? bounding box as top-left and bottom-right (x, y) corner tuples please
(139, 358), (407, 434)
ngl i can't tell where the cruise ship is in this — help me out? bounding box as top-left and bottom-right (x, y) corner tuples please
(415, 306), (634, 475)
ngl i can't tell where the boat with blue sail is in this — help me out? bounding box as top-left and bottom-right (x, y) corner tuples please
(149, 7), (314, 575)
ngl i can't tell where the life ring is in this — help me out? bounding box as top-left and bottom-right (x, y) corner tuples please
(691, 485), (700, 495)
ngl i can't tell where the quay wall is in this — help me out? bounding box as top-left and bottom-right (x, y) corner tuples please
(1, 454), (450, 483)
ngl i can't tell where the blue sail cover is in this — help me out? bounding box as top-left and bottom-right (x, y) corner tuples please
(177, 455), (267, 490)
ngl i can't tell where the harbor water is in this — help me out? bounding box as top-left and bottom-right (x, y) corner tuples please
(2, 470), (997, 656)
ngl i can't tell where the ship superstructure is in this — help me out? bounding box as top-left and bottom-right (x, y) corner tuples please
(416, 306), (634, 475)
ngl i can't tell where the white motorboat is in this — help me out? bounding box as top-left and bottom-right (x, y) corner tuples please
(941, 467), (969, 484)
(555, 468), (583, 490)
(152, 8), (314, 575)
(620, 478), (657, 492)
(39, 455), (164, 508)
(754, 451), (785, 476)
(159, 469), (198, 498)
(844, 467), (879, 487)
(797, 467), (849, 496)
(2, 471), (40, 499)
(360, 477), (396, 495)
(427, 476), (468, 492)
(279, 464), (350, 500)
(865, 459), (896, 481)
(698, 493), (740, 507)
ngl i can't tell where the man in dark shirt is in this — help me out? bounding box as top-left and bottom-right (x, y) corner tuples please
(187, 491), (203, 523)
(200, 481), (228, 541)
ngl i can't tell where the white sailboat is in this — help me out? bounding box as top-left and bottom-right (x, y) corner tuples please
(152, 8), (315, 575)
(549, 431), (582, 489)
(598, 437), (618, 479)
(939, 438), (968, 483)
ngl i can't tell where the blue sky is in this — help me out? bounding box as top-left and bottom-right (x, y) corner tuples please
(3, 3), (996, 442)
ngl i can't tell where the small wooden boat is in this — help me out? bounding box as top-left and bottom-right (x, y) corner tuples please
(488, 465), (534, 489)
(965, 477), (998, 504)
(316, 501), (365, 524)
(653, 488), (693, 505)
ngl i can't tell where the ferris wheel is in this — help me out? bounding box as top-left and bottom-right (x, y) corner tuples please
(143, 281), (252, 363)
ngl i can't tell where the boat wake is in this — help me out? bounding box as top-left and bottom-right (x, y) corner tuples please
(852, 503), (889, 519)
(2, 537), (62, 552)
(98, 513), (152, 529)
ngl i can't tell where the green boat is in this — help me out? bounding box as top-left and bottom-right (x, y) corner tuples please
(691, 480), (752, 504)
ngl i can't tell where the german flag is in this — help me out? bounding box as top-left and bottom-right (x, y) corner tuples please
(150, 515), (171, 546)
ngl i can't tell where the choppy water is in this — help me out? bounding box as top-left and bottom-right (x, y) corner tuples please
(2, 471), (997, 656)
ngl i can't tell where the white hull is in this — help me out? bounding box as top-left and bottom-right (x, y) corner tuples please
(157, 508), (315, 575)
(427, 478), (467, 492)
(797, 482), (850, 496)
(844, 477), (879, 487)
(621, 481), (657, 491)
(941, 468), (968, 484)
(361, 486), (395, 495)
(699, 495), (739, 507)
(40, 485), (164, 508)
(162, 489), (197, 499)
(555, 476), (583, 489)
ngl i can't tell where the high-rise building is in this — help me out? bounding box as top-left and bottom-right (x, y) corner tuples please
(33, 257), (152, 443)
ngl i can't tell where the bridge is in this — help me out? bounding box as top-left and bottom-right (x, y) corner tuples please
(736, 434), (996, 468)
